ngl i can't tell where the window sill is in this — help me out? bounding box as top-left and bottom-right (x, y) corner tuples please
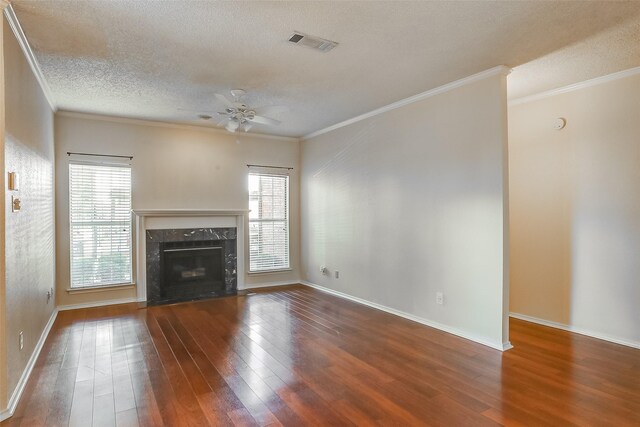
(248, 268), (293, 275)
(66, 283), (136, 294)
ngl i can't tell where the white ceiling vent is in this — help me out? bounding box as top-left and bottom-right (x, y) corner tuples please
(288, 31), (338, 53)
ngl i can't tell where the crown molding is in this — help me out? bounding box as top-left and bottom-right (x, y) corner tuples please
(0, 1), (10, 11)
(509, 66), (640, 107)
(56, 110), (300, 142)
(3, 4), (57, 111)
(302, 65), (511, 140)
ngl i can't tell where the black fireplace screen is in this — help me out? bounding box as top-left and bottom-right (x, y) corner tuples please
(161, 240), (225, 301)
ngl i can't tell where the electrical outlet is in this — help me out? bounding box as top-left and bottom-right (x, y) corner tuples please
(320, 266), (328, 275)
(47, 289), (52, 303)
(436, 292), (444, 305)
(334, 271), (340, 279)
(19, 331), (24, 350)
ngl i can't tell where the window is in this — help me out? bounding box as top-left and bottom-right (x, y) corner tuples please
(249, 171), (290, 272)
(69, 163), (132, 288)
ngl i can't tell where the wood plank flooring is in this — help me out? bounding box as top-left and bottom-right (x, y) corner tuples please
(2, 285), (639, 426)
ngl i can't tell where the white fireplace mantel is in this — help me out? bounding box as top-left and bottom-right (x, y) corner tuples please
(133, 209), (249, 217)
(132, 209), (249, 301)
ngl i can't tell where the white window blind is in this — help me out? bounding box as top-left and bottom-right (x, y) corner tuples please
(249, 172), (290, 272)
(69, 162), (132, 288)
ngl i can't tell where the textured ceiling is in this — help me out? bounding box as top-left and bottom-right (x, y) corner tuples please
(12, 1), (640, 137)
(509, 14), (640, 100)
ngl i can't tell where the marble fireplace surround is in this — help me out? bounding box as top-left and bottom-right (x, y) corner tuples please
(133, 209), (248, 302)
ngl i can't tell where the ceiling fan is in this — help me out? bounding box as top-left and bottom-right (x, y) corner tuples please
(204, 89), (284, 133)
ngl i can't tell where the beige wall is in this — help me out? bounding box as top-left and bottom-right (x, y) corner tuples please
(55, 113), (301, 306)
(2, 14), (55, 406)
(301, 71), (510, 349)
(509, 73), (640, 346)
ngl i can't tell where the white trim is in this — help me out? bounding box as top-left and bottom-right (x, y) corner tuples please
(3, 5), (57, 111)
(244, 280), (300, 290)
(56, 111), (299, 142)
(509, 66), (640, 106)
(57, 297), (138, 312)
(301, 281), (512, 352)
(302, 65), (511, 140)
(510, 312), (640, 350)
(66, 283), (135, 294)
(0, 309), (58, 422)
(247, 268), (293, 275)
(132, 209), (249, 217)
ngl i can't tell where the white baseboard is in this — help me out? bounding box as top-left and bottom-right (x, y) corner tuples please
(244, 280), (300, 290)
(57, 297), (138, 311)
(509, 312), (640, 350)
(301, 281), (511, 352)
(0, 308), (58, 422)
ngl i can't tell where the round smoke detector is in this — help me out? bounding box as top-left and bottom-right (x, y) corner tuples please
(554, 117), (567, 130)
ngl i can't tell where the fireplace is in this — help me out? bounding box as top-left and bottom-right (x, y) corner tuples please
(145, 227), (237, 305)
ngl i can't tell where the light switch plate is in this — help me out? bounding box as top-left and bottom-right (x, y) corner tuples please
(8, 172), (19, 191)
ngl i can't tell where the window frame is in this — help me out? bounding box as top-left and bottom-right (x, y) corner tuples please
(68, 160), (134, 289)
(248, 171), (291, 273)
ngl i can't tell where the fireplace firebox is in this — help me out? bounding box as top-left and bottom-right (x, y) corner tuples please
(145, 227), (237, 305)
(161, 240), (225, 301)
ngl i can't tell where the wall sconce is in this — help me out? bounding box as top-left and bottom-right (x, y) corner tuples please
(8, 172), (19, 191)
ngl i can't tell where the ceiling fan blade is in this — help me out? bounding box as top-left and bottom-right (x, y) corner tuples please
(229, 89), (246, 101)
(216, 117), (229, 127)
(178, 107), (215, 113)
(255, 105), (289, 116)
(249, 115), (281, 126)
(215, 93), (234, 108)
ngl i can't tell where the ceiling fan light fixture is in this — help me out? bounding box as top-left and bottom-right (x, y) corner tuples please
(214, 89), (284, 134)
(226, 119), (240, 132)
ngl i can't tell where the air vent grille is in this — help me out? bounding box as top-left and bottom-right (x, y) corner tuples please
(288, 31), (338, 53)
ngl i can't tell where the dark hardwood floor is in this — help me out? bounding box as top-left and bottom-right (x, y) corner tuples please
(2, 285), (639, 426)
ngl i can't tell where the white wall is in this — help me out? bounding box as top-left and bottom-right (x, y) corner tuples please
(301, 71), (510, 350)
(55, 113), (300, 306)
(2, 14), (55, 406)
(509, 72), (640, 347)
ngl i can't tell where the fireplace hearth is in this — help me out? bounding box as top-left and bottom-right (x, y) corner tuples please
(146, 228), (237, 305)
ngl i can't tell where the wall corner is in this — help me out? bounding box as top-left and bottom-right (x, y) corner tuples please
(0, 5), (9, 413)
